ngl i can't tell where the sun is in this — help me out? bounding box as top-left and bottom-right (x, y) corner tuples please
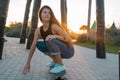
(68, 27), (80, 34)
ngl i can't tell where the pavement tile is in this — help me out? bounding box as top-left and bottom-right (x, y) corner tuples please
(0, 37), (119, 80)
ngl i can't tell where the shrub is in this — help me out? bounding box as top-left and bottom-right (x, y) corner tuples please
(6, 27), (21, 38)
(76, 34), (87, 43)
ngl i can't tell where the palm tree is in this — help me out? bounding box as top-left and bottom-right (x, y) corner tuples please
(26, 0), (41, 49)
(0, 0), (10, 60)
(19, 0), (32, 44)
(96, 0), (106, 58)
(61, 0), (68, 32)
(87, 0), (92, 41)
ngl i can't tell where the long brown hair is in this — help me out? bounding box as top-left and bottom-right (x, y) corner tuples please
(38, 5), (66, 31)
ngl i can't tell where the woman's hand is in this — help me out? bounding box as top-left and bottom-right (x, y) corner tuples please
(45, 35), (56, 41)
(22, 63), (30, 74)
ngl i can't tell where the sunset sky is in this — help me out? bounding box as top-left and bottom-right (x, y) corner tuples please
(6, 0), (120, 33)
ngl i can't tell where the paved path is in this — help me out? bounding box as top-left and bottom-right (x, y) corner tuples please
(0, 37), (119, 80)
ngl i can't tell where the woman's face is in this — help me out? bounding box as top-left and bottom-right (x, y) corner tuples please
(41, 8), (51, 22)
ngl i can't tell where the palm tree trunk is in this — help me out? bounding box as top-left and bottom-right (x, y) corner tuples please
(87, 0), (92, 41)
(26, 0), (41, 49)
(19, 0), (32, 44)
(96, 0), (106, 58)
(61, 0), (68, 32)
(0, 0), (10, 60)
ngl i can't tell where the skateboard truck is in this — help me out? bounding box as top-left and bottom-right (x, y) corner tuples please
(52, 70), (68, 80)
(55, 77), (68, 80)
(55, 77), (64, 80)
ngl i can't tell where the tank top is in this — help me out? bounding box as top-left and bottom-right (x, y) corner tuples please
(40, 25), (53, 41)
(40, 24), (72, 48)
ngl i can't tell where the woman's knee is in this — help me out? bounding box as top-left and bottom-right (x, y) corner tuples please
(36, 41), (42, 49)
(36, 41), (46, 52)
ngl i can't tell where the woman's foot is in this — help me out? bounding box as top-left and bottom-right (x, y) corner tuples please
(47, 61), (56, 68)
(50, 63), (65, 73)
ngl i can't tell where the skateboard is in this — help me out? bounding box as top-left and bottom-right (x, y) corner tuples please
(51, 70), (68, 80)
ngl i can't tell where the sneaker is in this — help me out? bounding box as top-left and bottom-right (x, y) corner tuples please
(46, 61), (56, 68)
(50, 64), (65, 73)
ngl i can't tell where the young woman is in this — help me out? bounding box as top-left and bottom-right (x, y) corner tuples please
(22, 5), (74, 74)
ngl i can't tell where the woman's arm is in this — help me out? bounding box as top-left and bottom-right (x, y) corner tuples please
(23, 28), (40, 74)
(52, 24), (72, 43)
(26, 28), (40, 63)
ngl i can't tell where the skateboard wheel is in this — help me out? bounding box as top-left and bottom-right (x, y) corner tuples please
(63, 78), (68, 80)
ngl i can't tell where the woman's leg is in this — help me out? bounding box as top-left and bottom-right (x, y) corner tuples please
(45, 41), (63, 65)
(44, 40), (66, 73)
(49, 54), (65, 73)
(37, 40), (71, 73)
(36, 41), (49, 54)
(49, 55), (63, 65)
(51, 39), (74, 59)
(36, 41), (63, 65)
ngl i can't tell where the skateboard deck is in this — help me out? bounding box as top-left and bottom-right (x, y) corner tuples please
(51, 70), (68, 80)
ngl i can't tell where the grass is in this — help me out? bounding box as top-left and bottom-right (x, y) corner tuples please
(74, 41), (120, 54)
(105, 43), (120, 54)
